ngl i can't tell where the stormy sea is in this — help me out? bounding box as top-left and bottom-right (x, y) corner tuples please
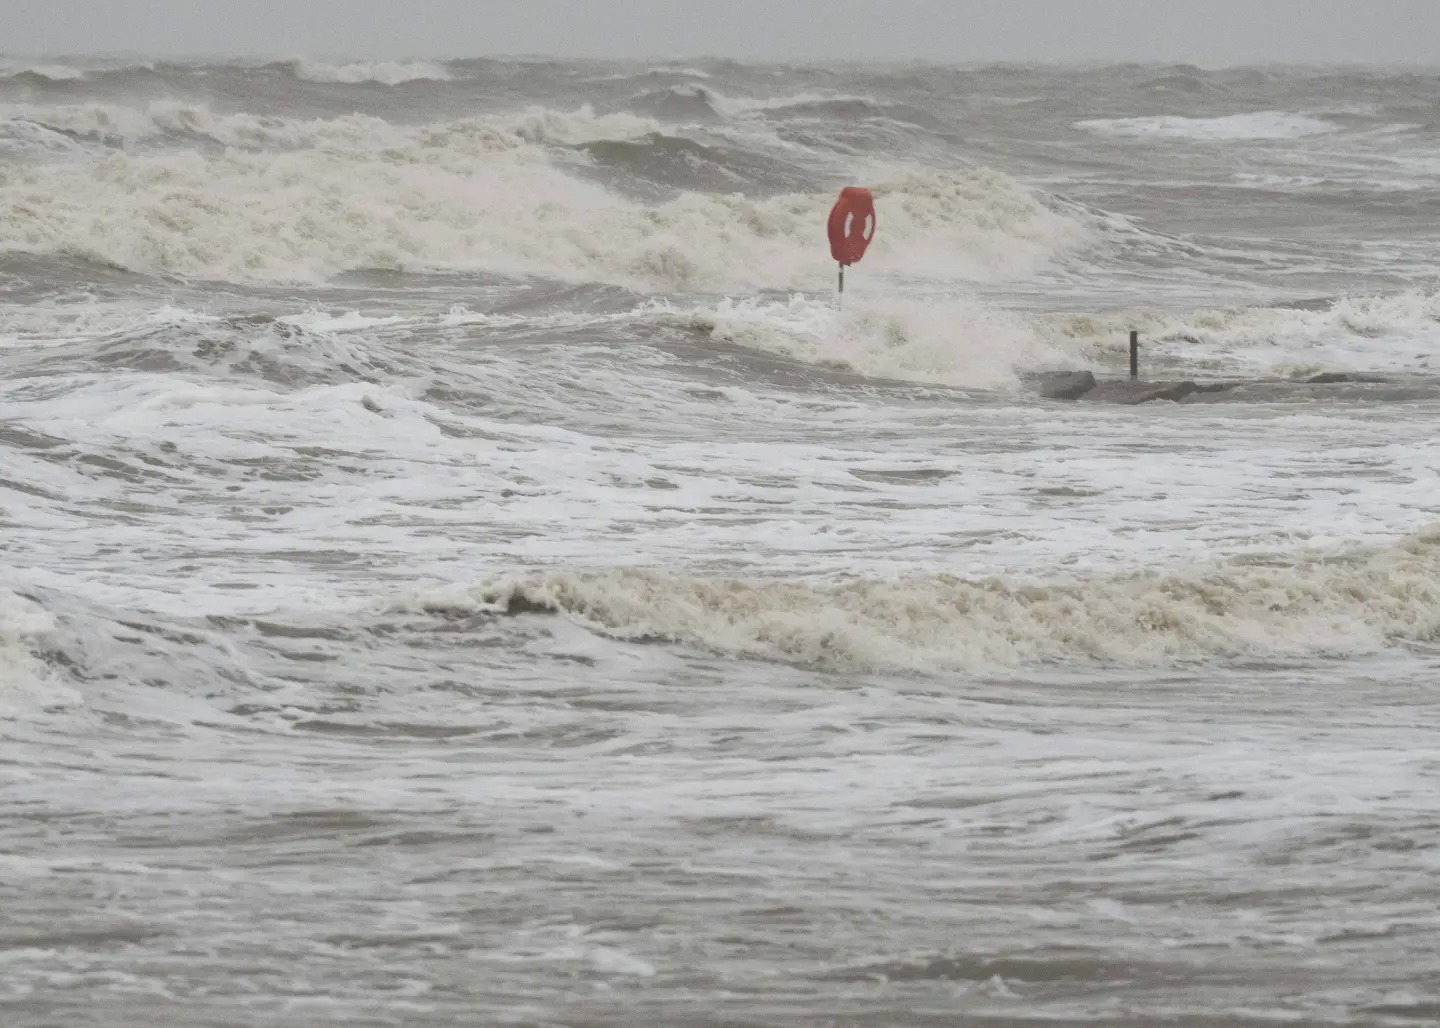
(2, 56), (1439, 1026)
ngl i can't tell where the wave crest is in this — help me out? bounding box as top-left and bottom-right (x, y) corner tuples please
(405, 530), (1440, 671)
(0, 114), (1086, 287)
(0, 64), (86, 82)
(1077, 112), (1336, 142)
(288, 59), (452, 85)
(674, 294), (1079, 389)
(1053, 291), (1440, 375)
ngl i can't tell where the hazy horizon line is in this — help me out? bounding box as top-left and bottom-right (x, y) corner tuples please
(8, 50), (1440, 71)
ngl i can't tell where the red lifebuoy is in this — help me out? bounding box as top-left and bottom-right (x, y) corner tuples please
(827, 187), (876, 266)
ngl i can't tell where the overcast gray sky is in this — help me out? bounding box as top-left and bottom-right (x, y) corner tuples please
(6, 0), (1440, 64)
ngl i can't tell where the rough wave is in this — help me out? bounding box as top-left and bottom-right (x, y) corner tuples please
(404, 529), (1440, 671)
(1, 100), (663, 153)
(509, 105), (661, 145)
(0, 64), (86, 82)
(0, 300), (215, 347)
(0, 115), (1086, 286)
(288, 59), (452, 85)
(1052, 291), (1440, 375)
(0, 591), (65, 714)
(0, 117), (96, 158)
(674, 293), (1082, 389)
(2, 100), (408, 151)
(626, 86), (724, 121)
(708, 91), (879, 119)
(575, 133), (817, 196)
(1077, 112), (1337, 142)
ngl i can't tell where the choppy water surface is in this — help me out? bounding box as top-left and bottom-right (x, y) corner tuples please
(2, 57), (1439, 1025)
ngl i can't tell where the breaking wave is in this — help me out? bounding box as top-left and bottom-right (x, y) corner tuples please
(673, 293), (1080, 389)
(0, 591), (68, 714)
(0, 109), (1087, 286)
(508, 105), (661, 145)
(1077, 112), (1337, 142)
(1052, 290), (1440, 375)
(2, 100), (407, 151)
(287, 59), (452, 85)
(1, 100), (662, 152)
(404, 530), (1440, 671)
(0, 64), (86, 82)
(0, 117), (96, 158)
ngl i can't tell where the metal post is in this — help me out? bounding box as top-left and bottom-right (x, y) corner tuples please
(838, 263), (845, 296)
(1129, 330), (1139, 380)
